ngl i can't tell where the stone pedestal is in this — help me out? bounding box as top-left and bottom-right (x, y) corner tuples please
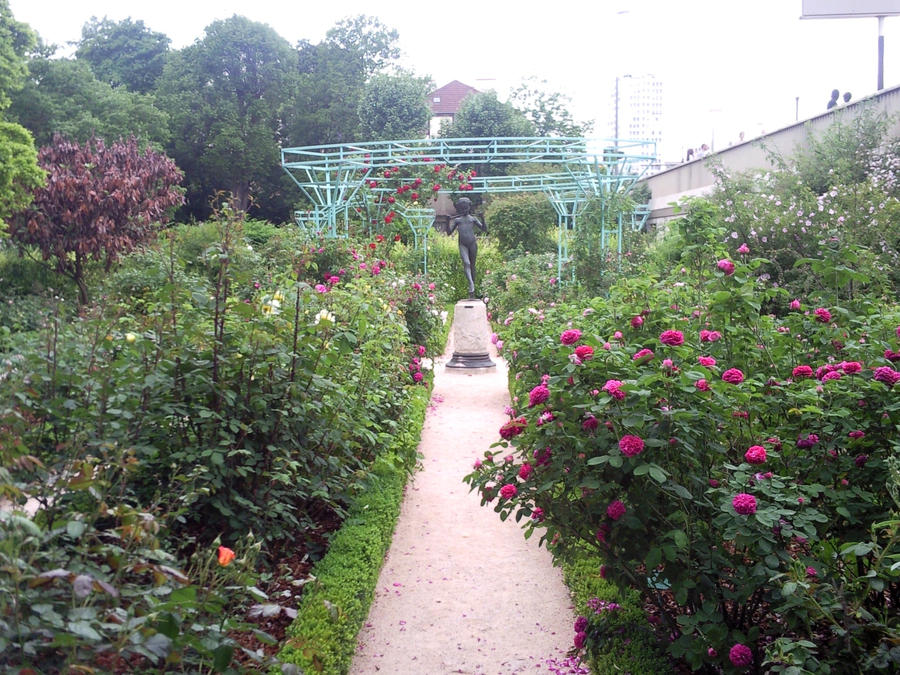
(446, 299), (495, 369)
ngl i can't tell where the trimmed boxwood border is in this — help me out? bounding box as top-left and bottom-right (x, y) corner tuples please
(275, 385), (429, 674)
(561, 547), (670, 674)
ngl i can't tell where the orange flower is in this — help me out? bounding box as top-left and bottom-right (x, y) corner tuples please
(217, 546), (235, 566)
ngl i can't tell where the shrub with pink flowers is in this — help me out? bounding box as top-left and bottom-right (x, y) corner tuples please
(466, 250), (900, 673)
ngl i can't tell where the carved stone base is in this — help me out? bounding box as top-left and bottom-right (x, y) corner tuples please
(446, 299), (495, 370)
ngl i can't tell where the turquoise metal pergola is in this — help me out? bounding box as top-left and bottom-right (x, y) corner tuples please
(281, 137), (655, 282)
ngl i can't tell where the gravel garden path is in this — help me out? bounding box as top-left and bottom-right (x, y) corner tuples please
(349, 339), (578, 674)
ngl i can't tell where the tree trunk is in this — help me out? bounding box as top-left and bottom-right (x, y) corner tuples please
(73, 255), (90, 306)
(230, 182), (251, 214)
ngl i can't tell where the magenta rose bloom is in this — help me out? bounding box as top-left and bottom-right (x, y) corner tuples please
(529, 384), (550, 407)
(722, 368), (745, 384)
(660, 330), (685, 346)
(499, 416), (527, 440)
(842, 361), (862, 374)
(630, 315), (644, 328)
(732, 493), (757, 515)
(696, 378), (710, 391)
(602, 379), (625, 400)
(619, 435), (645, 457)
(873, 366), (900, 386)
(560, 328), (582, 345)
(744, 445), (767, 464)
(822, 370), (842, 381)
(698, 356), (716, 367)
(499, 483), (518, 500)
(574, 344), (594, 361)
(582, 415), (599, 431)
(792, 365), (813, 379)
(574, 631), (587, 649)
(699, 329), (722, 342)
(814, 307), (832, 323)
(606, 500), (626, 520)
(518, 463), (533, 480)
(729, 643), (753, 667)
(717, 259), (735, 275)
(574, 616), (589, 633)
(790, 299), (801, 310)
(633, 348), (655, 362)
(737, 243), (750, 254)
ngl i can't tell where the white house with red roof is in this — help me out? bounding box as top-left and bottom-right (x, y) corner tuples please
(428, 80), (478, 137)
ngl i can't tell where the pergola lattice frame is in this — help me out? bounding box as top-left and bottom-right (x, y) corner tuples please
(281, 136), (655, 281)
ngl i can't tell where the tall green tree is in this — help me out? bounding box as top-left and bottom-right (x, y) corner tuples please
(325, 15), (400, 77)
(286, 39), (366, 148)
(442, 91), (535, 138)
(0, 121), (43, 227)
(156, 15), (298, 219)
(285, 16), (402, 150)
(358, 71), (432, 140)
(441, 91), (535, 177)
(0, 0), (45, 228)
(75, 16), (170, 94)
(8, 56), (170, 147)
(509, 78), (592, 137)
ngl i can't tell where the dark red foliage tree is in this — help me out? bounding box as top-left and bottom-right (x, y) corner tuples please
(8, 134), (183, 304)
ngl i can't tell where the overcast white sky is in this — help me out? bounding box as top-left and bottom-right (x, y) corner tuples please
(8, 0), (900, 161)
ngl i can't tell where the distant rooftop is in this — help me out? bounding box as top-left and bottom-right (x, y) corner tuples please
(429, 80), (479, 116)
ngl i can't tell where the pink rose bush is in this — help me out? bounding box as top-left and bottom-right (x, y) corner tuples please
(528, 384), (550, 407)
(721, 368), (745, 384)
(717, 259), (735, 275)
(659, 330), (685, 346)
(618, 435), (645, 457)
(732, 493), (757, 515)
(729, 643), (753, 667)
(465, 268), (900, 672)
(560, 328), (582, 345)
(744, 445), (767, 464)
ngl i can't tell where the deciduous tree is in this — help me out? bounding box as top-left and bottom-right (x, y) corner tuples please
(358, 72), (432, 140)
(75, 16), (170, 94)
(155, 15), (297, 218)
(0, 122), (43, 227)
(442, 91), (535, 139)
(8, 56), (170, 147)
(0, 0), (44, 227)
(509, 78), (592, 137)
(325, 15), (400, 77)
(7, 135), (183, 304)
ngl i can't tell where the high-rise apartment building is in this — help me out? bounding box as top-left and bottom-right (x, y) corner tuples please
(608, 73), (663, 155)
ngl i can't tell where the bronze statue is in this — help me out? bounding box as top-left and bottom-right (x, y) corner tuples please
(446, 197), (487, 298)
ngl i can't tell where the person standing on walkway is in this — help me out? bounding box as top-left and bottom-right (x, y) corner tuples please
(447, 197), (487, 298)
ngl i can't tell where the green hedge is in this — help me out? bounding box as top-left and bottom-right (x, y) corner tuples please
(561, 549), (670, 674)
(275, 386), (429, 674)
